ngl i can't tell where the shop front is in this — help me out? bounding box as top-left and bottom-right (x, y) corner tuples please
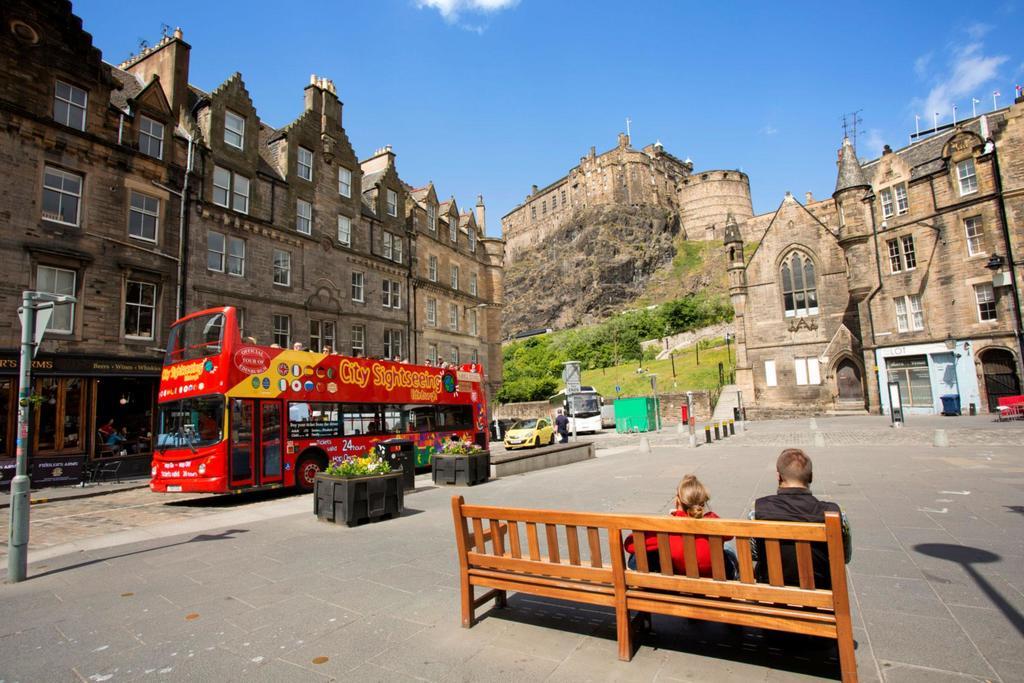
(875, 341), (981, 416)
(0, 353), (161, 489)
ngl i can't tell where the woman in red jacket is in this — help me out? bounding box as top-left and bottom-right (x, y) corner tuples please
(624, 474), (738, 578)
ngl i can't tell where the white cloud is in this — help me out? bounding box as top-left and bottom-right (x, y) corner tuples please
(914, 53), (932, 79)
(915, 40), (1008, 121)
(417, 0), (519, 22)
(965, 22), (992, 40)
(759, 125), (778, 136)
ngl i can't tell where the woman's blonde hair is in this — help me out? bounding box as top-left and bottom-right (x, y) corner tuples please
(674, 474), (711, 518)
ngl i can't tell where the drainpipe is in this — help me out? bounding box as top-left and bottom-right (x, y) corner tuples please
(987, 140), (1024, 372)
(865, 193), (886, 410)
(176, 98), (208, 320)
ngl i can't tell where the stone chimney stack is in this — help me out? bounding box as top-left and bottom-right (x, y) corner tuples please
(304, 75), (342, 129)
(805, 191), (814, 204)
(618, 132), (630, 148)
(531, 184), (538, 196)
(475, 194), (486, 233)
(304, 74), (323, 116)
(120, 27), (191, 121)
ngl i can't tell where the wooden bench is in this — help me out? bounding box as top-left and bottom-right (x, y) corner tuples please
(451, 496), (856, 682)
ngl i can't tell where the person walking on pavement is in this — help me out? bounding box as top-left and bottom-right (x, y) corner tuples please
(555, 409), (570, 443)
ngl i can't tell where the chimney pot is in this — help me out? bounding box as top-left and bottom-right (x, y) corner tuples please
(173, 27), (183, 39)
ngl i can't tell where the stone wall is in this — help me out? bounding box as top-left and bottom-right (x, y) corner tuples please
(493, 400), (551, 421)
(676, 169), (753, 241)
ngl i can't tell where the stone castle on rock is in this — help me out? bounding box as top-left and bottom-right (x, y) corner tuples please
(501, 133), (754, 264)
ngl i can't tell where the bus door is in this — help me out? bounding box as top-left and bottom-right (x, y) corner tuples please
(229, 398), (255, 488)
(257, 400), (283, 485)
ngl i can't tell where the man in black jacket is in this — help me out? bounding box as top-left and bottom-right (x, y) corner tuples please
(753, 448), (852, 588)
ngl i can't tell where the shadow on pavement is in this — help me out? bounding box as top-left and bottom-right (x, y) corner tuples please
(28, 528), (250, 580)
(165, 488), (304, 508)
(914, 542), (1024, 637)
(480, 594), (845, 680)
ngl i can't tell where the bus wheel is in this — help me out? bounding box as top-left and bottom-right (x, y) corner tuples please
(295, 453), (324, 492)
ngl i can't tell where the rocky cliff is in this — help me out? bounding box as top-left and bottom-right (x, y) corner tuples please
(502, 204), (688, 335)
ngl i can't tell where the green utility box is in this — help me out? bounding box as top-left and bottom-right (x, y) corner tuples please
(614, 396), (661, 433)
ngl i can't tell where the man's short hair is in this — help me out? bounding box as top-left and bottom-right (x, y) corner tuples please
(777, 448), (813, 485)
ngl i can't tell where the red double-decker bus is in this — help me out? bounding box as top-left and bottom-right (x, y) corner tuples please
(151, 307), (489, 493)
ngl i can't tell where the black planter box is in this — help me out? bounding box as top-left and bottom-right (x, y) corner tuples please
(314, 470), (404, 527)
(373, 439), (416, 491)
(432, 452), (491, 486)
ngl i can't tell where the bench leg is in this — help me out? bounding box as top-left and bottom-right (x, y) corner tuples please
(460, 575), (475, 628)
(495, 589), (507, 609)
(616, 605), (634, 662)
(835, 611), (858, 682)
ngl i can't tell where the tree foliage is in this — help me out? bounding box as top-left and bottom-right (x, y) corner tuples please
(497, 293), (733, 403)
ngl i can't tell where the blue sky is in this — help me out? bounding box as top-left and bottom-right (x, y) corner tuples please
(75, 0), (1022, 235)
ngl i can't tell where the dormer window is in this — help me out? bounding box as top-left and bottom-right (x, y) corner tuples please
(54, 80), (87, 131)
(297, 146), (314, 181)
(449, 217), (458, 243)
(386, 189), (398, 217)
(138, 116), (164, 159)
(780, 251), (818, 318)
(957, 159), (978, 195)
(224, 110), (245, 149)
(468, 228), (476, 252)
(427, 204), (437, 232)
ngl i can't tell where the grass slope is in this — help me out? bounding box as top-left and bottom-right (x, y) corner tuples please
(576, 338), (735, 397)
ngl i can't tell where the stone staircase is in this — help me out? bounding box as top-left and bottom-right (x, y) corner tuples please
(711, 384), (742, 422)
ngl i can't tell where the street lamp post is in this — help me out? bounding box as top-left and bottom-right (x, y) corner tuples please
(8, 291), (76, 583)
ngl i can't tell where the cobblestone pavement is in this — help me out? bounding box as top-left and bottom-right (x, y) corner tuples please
(0, 487), (297, 560)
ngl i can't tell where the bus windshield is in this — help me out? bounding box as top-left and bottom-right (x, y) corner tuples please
(569, 394), (601, 418)
(157, 396), (225, 450)
(164, 312), (226, 365)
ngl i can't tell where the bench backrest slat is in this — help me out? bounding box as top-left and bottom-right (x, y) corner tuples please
(765, 539), (784, 586)
(682, 535), (700, 579)
(472, 517), (486, 554)
(587, 527), (603, 568)
(490, 519), (506, 556)
(526, 522), (541, 561)
(546, 524), (561, 563)
(709, 536), (727, 581)
(508, 521), (522, 558)
(796, 540), (816, 590)
(656, 533), (673, 576)
(736, 537), (755, 583)
(566, 525), (581, 566)
(634, 531), (649, 572)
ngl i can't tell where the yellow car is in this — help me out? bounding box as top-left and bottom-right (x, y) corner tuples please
(502, 418), (555, 449)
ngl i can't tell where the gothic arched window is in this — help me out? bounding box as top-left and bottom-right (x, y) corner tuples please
(781, 252), (818, 317)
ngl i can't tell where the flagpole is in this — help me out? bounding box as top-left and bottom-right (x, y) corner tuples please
(993, 91), (1000, 110)
(952, 104), (958, 125)
(972, 98), (979, 118)
(915, 115), (920, 137)
(933, 112), (939, 131)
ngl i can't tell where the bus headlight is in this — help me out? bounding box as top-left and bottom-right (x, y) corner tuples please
(198, 463), (207, 475)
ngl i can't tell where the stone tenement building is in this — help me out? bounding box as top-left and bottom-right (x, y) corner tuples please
(0, 0), (504, 487)
(728, 102), (1024, 417)
(500, 132), (754, 263)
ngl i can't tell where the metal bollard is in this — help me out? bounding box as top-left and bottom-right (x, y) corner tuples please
(705, 425), (712, 444)
(714, 422), (720, 440)
(729, 419), (735, 436)
(722, 421), (729, 438)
